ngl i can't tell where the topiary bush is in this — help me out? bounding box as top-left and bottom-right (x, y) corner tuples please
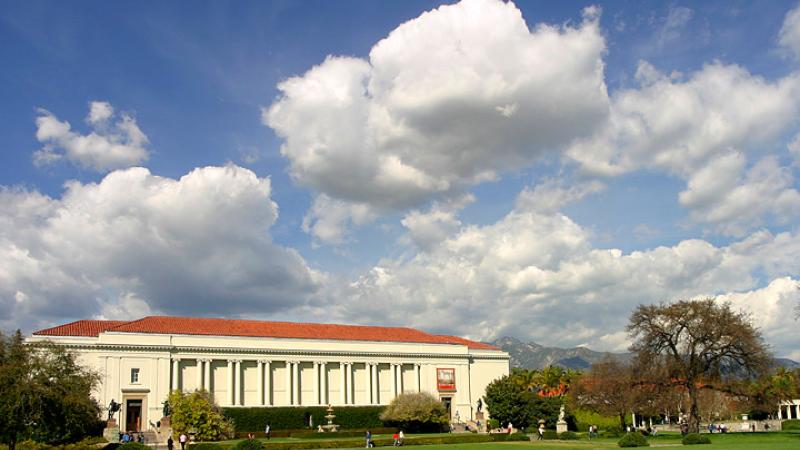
(618, 432), (649, 447)
(558, 431), (579, 440)
(681, 433), (711, 445)
(782, 419), (800, 430)
(233, 440), (264, 450)
(542, 430), (558, 440)
(379, 392), (449, 433)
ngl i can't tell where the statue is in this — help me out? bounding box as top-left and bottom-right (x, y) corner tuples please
(107, 399), (121, 421)
(162, 400), (172, 417)
(558, 404), (566, 422)
(476, 398), (483, 412)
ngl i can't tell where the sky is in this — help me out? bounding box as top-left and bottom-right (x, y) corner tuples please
(1, 0), (799, 360)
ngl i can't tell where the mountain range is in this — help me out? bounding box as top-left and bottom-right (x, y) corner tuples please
(490, 336), (800, 371)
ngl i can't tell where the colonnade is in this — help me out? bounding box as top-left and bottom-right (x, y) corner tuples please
(169, 358), (424, 407)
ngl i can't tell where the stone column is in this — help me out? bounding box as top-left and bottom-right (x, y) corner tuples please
(171, 358), (181, 391)
(236, 360), (244, 406)
(196, 359), (203, 390)
(414, 364), (421, 392)
(258, 361), (265, 406)
(292, 361), (300, 406)
(390, 364), (397, 400)
(396, 363), (403, 394)
(227, 360), (235, 406)
(340, 362), (346, 405)
(286, 362), (293, 405)
(320, 362), (327, 405)
(348, 363), (355, 405)
(264, 360), (272, 406)
(365, 363), (373, 405)
(313, 362), (320, 405)
(203, 359), (211, 391)
(371, 364), (379, 404)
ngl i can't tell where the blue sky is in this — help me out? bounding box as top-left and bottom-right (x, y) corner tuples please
(1, 0), (799, 359)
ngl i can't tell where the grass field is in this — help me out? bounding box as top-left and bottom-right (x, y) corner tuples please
(220, 431), (800, 450)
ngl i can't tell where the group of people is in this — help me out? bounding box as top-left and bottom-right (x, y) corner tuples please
(165, 433), (187, 450)
(587, 424), (599, 438)
(119, 432), (144, 444)
(364, 430), (404, 447)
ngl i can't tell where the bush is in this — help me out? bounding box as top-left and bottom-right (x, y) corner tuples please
(233, 440), (263, 450)
(170, 391), (234, 441)
(783, 419), (800, 430)
(573, 409), (620, 433)
(379, 392), (449, 433)
(190, 444), (224, 450)
(251, 433), (527, 450)
(681, 434), (711, 445)
(601, 429), (622, 438)
(542, 430), (558, 440)
(223, 406), (385, 431)
(487, 419), (500, 430)
(15, 441), (51, 450)
(618, 432), (649, 447)
(558, 431), (579, 440)
(118, 443), (148, 450)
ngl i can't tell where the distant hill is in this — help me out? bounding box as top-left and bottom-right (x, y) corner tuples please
(490, 336), (631, 370)
(490, 336), (800, 371)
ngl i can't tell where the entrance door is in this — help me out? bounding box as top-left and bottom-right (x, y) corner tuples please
(441, 397), (452, 418)
(126, 399), (142, 432)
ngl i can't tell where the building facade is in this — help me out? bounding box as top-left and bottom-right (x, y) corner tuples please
(30, 316), (509, 433)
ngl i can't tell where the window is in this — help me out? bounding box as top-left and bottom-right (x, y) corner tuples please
(131, 368), (140, 384)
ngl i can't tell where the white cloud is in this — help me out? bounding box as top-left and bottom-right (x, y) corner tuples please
(323, 185), (800, 357)
(401, 194), (475, 251)
(656, 6), (694, 47)
(33, 101), (149, 172)
(264, 0), (608, 240)
(515, 179), (605, 214)
(0, 165), (318, 332)
(779, 3), (800, 61)
(302, 195), (378, 246)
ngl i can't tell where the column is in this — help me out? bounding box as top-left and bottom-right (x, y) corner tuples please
(414, 364), (421, 392)
(396, 363), (403, 394)
(227, 360), (235, 406)
(371, 364), (379, 404)
(292, 361), (300, 406)
(203, 359), (211, 391)
(390, 364), (397, 400)
(196, 359), (203, 390)
(235, 360), (242, 406)
(320, 362), (327, 405)
(347, 363), (354, 405)
(285, 361), (293, 405)
(264, 360), (272, 406)
(171, 358), (180, 391)
(340, 362), (346, 405)
(313, 362), (320, 405)
(258, 361), (265, 406)
(365, 363), (373, 405)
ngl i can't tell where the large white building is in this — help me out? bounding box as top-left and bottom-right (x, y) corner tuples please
(30, 316), (509, 433)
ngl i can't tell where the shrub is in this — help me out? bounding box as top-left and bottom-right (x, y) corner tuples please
(573, 409), (620, 433)
(782, 419), (800, 430)
(487, 419), (500, 430)
(233, 440), (263, 450)
(558, 431), (579, 440)
(379, 393), (449, 433)
(618, 432), (649, 447)
(681, 434), (711, 445)
(118, 443), (148, 450)
(601, 429), (622, 438)
(190, 443), (224, 450)
(223, 406), (385, 431)
(542, 430), (558, 440)
(15, 441), (51, 450)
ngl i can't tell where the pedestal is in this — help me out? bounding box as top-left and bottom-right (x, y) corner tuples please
(556, 421), (568, 434)
(475, 411), (485, 421)
(104, 419), (120, 443)
(159, 417), (173, 442)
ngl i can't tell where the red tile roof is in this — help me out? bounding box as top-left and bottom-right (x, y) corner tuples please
(33, 320), (130, 337)
(33, 316), (499, 350)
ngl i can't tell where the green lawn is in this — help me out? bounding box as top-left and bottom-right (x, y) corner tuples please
(217, 431), (800, 450)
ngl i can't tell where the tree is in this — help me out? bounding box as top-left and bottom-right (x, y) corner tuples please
(168, 390), (233, 441)
(484, 375), (531, 428)
(379, 392), (449, 432)
(0, 331), (101, 450)
(627, 299), (772, 433)
(571, 358), (640, 431)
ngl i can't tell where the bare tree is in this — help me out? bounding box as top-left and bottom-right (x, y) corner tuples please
(627, 299), (772, 433)
(572, 357), (641, 431)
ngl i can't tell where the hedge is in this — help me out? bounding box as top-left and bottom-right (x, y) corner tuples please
(681, 433), (711, 445)
(558, 431), (579, 440)
(783, 419), (800, 430)
(618, 432), (649, 447)
(189, 444), (223, 450)
(223, 406), (385, 431)
(255, 432), (529, 450)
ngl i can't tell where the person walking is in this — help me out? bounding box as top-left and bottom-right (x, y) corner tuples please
(537, 423), (545, 440)
(365, 430), (372, 448)
(398, 430), (404, 446)
(392, 432), (399, 446)
(167, 435), (174, 450)
(265, 423), (271, 440)
(179, 433), (187, 450)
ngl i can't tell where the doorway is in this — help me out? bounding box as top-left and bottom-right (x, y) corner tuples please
(126, 399), (142, 432)
(441, 397), (452, 419)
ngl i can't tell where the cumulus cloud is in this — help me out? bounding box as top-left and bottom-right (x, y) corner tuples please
(324, 186), (800, 357)
(779, 3), (800, 61)
(264, 0), (608, 241)
(0, 165), (318, 332)
(302, 195), (377, 245)
(33, 101), (149, 172)
(401, 194), (474, 251)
